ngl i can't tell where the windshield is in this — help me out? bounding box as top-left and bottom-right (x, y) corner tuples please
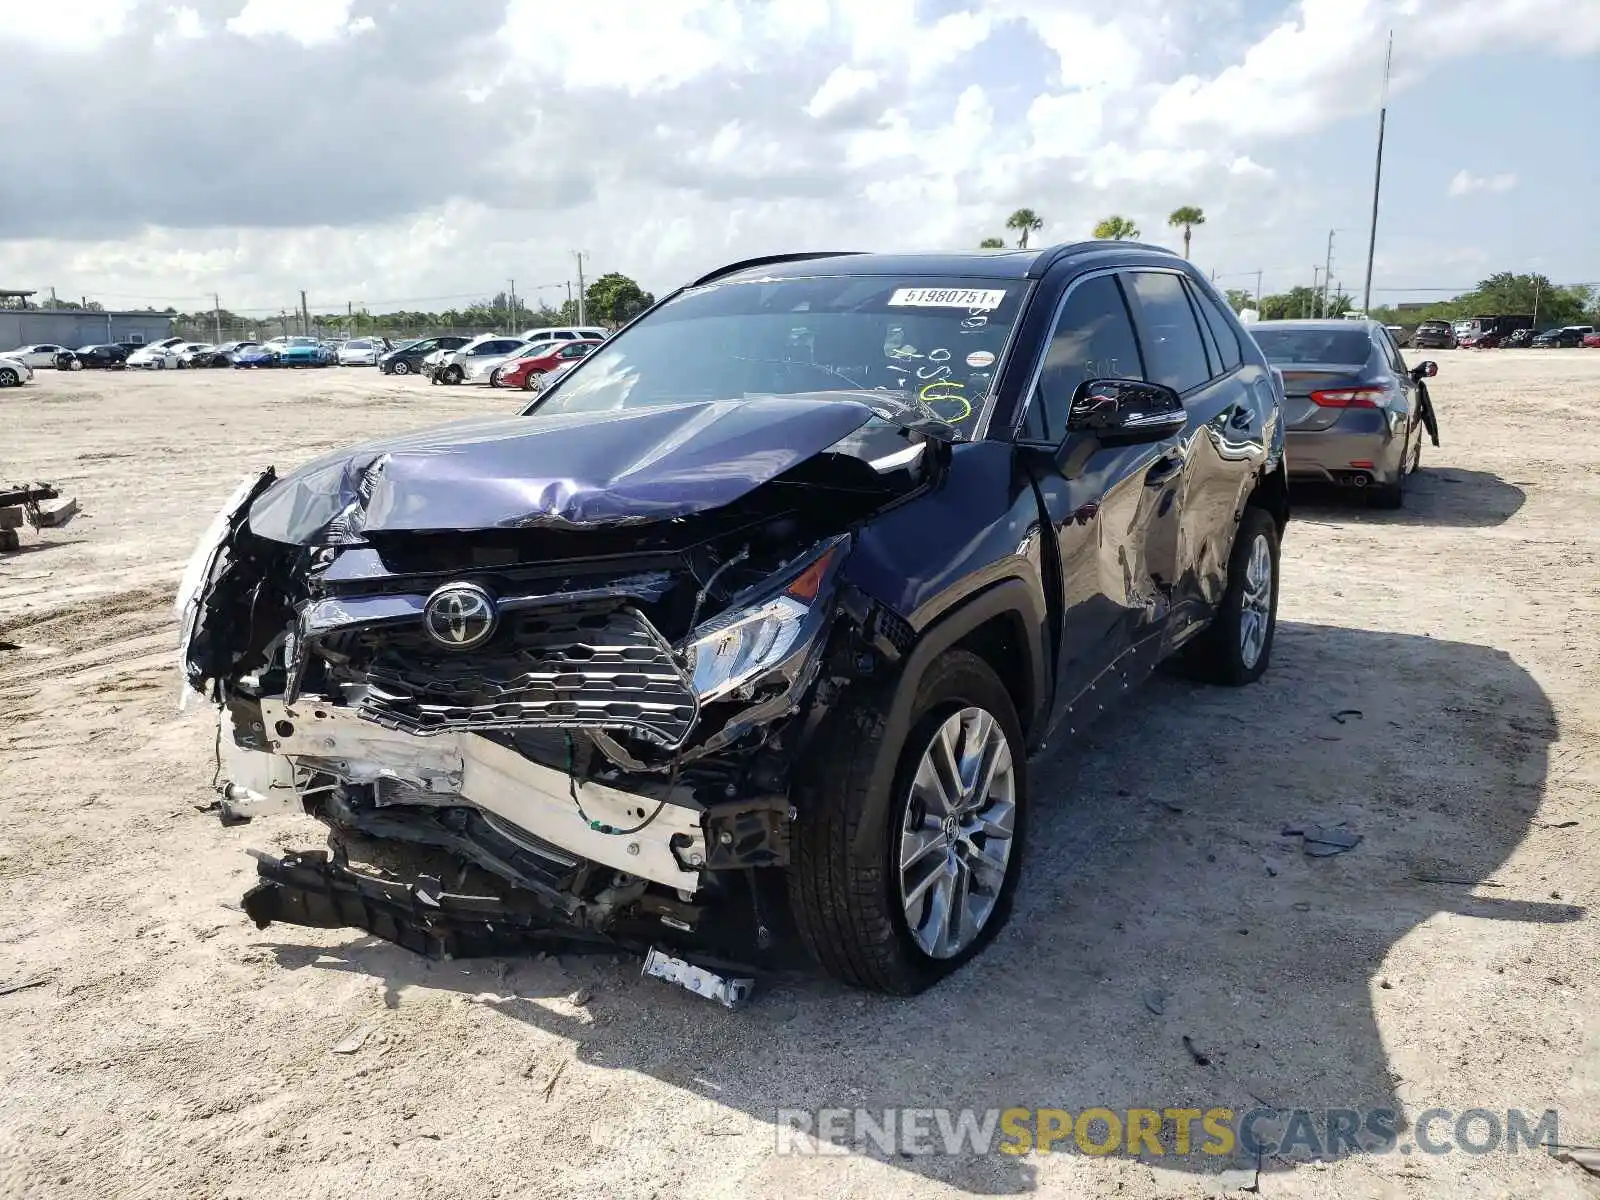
(1250, 327), (1372, 366)
(528, 275), (1025, 436)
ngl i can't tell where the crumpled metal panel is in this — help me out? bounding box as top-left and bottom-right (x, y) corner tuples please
(245, 397), (894, 544)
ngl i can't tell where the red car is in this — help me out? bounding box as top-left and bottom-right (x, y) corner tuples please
(493, 339), (602, 390)
(1458, 329), (1503, 349)
(1583, 332), (1600, 348)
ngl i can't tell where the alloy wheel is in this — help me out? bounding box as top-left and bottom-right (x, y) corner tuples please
(1239, 533), (1273, 669)
(897, 706), (1017, 959)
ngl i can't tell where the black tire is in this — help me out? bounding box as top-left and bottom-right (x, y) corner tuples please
(444, 365), (463, 385)
(1183, 506), (1280, 686)
(521, 370), (544, 392)
(1369, 442), (1408, 510)
(788, 649), (1027, 994)
(391, 360), (411, 376)
(0, 367), (18, 387)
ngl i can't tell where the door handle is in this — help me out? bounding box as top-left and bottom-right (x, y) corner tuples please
(1144, 450), (1184, 487)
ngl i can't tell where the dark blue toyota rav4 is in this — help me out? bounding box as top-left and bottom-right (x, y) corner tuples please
(180, 242), (1288, 995)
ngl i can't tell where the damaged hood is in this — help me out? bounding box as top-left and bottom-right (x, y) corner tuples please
(247, 394), (945, 544)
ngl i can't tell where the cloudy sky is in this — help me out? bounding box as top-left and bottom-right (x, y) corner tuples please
(2, 0), (1596, 316)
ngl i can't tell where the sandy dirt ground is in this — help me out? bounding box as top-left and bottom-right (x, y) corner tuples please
(1, 353), (1597, 1200)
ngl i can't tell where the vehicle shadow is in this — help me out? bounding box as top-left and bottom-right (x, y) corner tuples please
(1292, 468), (1526, 528)
(260, 622), (1566, 1192)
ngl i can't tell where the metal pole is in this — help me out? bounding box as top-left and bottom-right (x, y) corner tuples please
(214, 293), (222, 344)
(1310, 267), (1321, 318)
(508, 279), (516, 333)
(1361, 31), (1393, 316)
(1322, 230), (1335, 317)
(574, 252), (587, 326)
(1255, 271), (1263, 311)
(1531, 278), (1542, 330)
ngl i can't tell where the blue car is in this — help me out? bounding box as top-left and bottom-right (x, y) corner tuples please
(233, 344), (281, 368)
(278, 337), (336, 368)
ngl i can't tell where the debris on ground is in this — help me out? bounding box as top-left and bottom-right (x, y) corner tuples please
(1330, 709), (1364, 724)
(1142, 989), (1167, 1016)
(0, 974), (52, 996)
(568, 986), (593, 1007)
(330, 1023), (378, 1054)
(1555, 1147), (1600, 1177)
(1182, 1035), (1211, 1067)
(1282, 823), (1363, 857)
(640, 947), (754, 1010)
(1538, 820), (1580, 830)
(540, 1059), (567, 1102)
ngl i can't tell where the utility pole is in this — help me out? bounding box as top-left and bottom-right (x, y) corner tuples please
(214, 293), (222, 344)
(1310, 267), (1322, 318)
(1531, 277), (1542, 329)
(1255, 270), (1263, 311)
(507, 279), (517, 333)
(574, 252), (587, 326)
(49, 286), (57, 307)
(347, 300), (353, 334)
(300, 290), (310, 337)
(1361, 30), (1394, 316)
(1322, 229), (1335, 317)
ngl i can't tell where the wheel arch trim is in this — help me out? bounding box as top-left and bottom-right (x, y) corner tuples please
(848, 578), (1047, 866)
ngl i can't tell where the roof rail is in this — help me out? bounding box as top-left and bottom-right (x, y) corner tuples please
(690, 251), (866, 288)
(1026, 240), (1181, 278)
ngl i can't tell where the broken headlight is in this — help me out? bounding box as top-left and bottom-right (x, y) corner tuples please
(684, 536), (847, 703)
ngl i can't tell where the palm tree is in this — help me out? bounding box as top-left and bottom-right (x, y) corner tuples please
(979, 237), (1005, 249)
(1005, 209), (1044, 250)
(1093, 215), (1140, 241)
(1168, 206), (1206, 259)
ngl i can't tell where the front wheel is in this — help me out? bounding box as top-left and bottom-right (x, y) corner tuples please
(1183, 506), (1279, 685)
(0, 367), (18, 387)
(788, 649), (1026, 994)
(521, 370), (545, 392)
(444, 365), (463, 385)
(391, 360), (411, 376)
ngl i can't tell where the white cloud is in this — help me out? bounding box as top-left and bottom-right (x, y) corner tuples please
(1447, 169), (1517, 196)
(1228, 156), (1274, 179)
(157, 5), (205, 42)
(0, 0), (135, 47)
(806, 66), (879, 119)
(226, 0), (375, 46)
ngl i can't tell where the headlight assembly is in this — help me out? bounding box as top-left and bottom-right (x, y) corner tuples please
(684, 536), (847, 703)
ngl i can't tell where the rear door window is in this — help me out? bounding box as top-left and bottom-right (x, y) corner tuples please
(1189, 283), (1243, 373)
(1123, 271), (1213, 394)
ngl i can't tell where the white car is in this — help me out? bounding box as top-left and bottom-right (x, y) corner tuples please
(518, 325), (608, 344)
(336, 338), (391, 366)
(0, 354), (34, 387)
(433, 335), (530, 385)
(127, 337), (192, 369)
(1, 343), (70, 368)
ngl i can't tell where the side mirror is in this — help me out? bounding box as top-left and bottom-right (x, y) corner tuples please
(1413, 360), (1438, 379)
(1066, 378), (1187, 446)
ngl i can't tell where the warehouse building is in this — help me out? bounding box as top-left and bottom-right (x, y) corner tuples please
(0, 290), (175, 349)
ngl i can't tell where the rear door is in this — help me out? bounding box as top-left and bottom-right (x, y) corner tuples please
(1121, 269), (1263, 627)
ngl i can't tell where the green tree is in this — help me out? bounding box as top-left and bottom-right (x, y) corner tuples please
(1258, 287), (1323, 321)
(1224, 288), (1255, 312)
(1167, 206), (1206, 259)
(979, 237), (1005, 249)
(1472, 272), (1586, 327)
(1093, 215), (1140, 241)
(1006, 208), (1044, 250)
(585, 272), (655, 326)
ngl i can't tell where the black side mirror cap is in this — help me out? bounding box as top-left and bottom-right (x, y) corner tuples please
(1066, 378), (1187, 447)
(1413, 360), (1438, 379)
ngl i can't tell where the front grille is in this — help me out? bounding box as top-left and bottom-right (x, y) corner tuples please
(355, 603), (698, 748)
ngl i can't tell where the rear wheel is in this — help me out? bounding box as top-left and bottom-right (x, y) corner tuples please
(0, 367), (18, 387)
(391, 360), (411, 376)
(1184, 506), (1279, 685)
(788, 649), (1026, 994)
(521, 370), (545, 392)
(1370, 441), (1409, 509)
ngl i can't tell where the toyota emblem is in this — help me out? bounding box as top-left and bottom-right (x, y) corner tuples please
(422, 582), (498, 649)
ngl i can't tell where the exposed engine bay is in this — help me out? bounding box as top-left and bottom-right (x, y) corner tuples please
(179, 396), (945, 976)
